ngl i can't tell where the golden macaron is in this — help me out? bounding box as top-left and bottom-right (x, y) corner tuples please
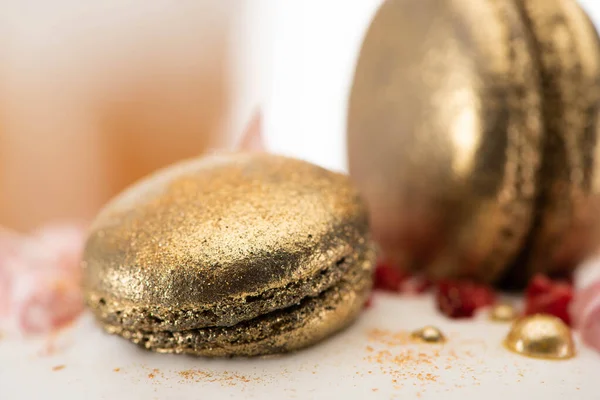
(347, 0), (600, 285)
(83, 153), (375, 356)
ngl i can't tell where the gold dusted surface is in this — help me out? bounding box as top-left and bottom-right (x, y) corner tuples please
(86, 244), (373, 332)
(348, 0), (543, 283)
(102, 251), (374, 357)
(411, 326), (447, 344)
(507, 0), (600, 284)
(83, 153), (374, 336)
(504, 314), (575, 360)
(489, 303), (518, 322)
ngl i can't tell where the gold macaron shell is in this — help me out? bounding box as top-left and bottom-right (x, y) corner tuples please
(510, 0), (600, 282)
(347, 0), (543, 282)
(82, 153), (375, 356)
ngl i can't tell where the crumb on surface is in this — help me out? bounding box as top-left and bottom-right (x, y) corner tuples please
(114, 368), (121, 372)
(177, 369), (261, 386)
(38, 339), (58, 357)
(52, 365), (65, 371)
(363, 328), (487, 393)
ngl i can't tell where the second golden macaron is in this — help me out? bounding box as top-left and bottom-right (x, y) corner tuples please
(347, 0), (600, 286)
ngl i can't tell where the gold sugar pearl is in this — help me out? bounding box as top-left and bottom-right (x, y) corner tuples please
(411, 326), (446, 344)
(504, 314), (575, 360)
(489, 303), (518, 322)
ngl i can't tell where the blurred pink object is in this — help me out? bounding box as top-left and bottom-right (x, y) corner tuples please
(571, 258), (600, 352)
(237, 111), (264, 152)
(0, 224), (86, 334)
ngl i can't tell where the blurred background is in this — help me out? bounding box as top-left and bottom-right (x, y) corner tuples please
(268, 0), (600, 171)
(2, 0), (600, 231)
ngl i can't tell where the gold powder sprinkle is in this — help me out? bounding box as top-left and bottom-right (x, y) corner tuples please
(365, 329), (441, 388)
(363, 328), (487, 393)
(367, 328), (412, 346)
(148, 368), (160, 379)
(177, 369), (261, 386)
(52, 365), (65, 372)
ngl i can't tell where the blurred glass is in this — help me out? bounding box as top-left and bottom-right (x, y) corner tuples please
(0, 0), (267, 231)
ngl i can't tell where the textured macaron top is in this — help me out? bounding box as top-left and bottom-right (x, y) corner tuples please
(83, 153), (370, 330)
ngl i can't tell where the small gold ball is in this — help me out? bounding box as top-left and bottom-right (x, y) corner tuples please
(489, 303), (518, 322)
(411, 326), (446, 344)
(504, 314), (575, 360)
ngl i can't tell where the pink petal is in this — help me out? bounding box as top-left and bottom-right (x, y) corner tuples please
(33, 224), (86, 276)
(571, 281), (600, 326)
(237, 111), (264, 152)
(572, 280), (600, 350)
(0, 267), (11, 316)
(0, 222), (86, 334)
(577, 289), (600, 352)
(18, 273), (83, 334)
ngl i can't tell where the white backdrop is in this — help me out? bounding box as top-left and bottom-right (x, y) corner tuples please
(263, 0), (600, 173)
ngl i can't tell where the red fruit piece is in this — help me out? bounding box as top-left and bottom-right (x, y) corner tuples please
(436, 280), (496, 319)
(524, 274), (573, 326)
(373, 260), (408, 292)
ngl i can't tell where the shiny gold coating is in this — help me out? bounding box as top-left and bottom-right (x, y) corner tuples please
(411, 326), (446, 344)
(504, 314), (575, 360)
(348, 0), (544, 283)
(506, 0), (600, 285)
(105, 257), (373, 357)
(489, 303), (518, 322)
(347, 0), (600, 286)
(82, 153), (376, 356)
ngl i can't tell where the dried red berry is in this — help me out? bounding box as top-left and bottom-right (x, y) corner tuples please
(524, 274), (573, 325)
(436, 280), (496, 319)
(373, 260), (408, 292)
(526, 273), (552, 298)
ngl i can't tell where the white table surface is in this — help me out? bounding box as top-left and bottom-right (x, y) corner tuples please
(3, 1), (600, 399)
(1, 294), (597, 400)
